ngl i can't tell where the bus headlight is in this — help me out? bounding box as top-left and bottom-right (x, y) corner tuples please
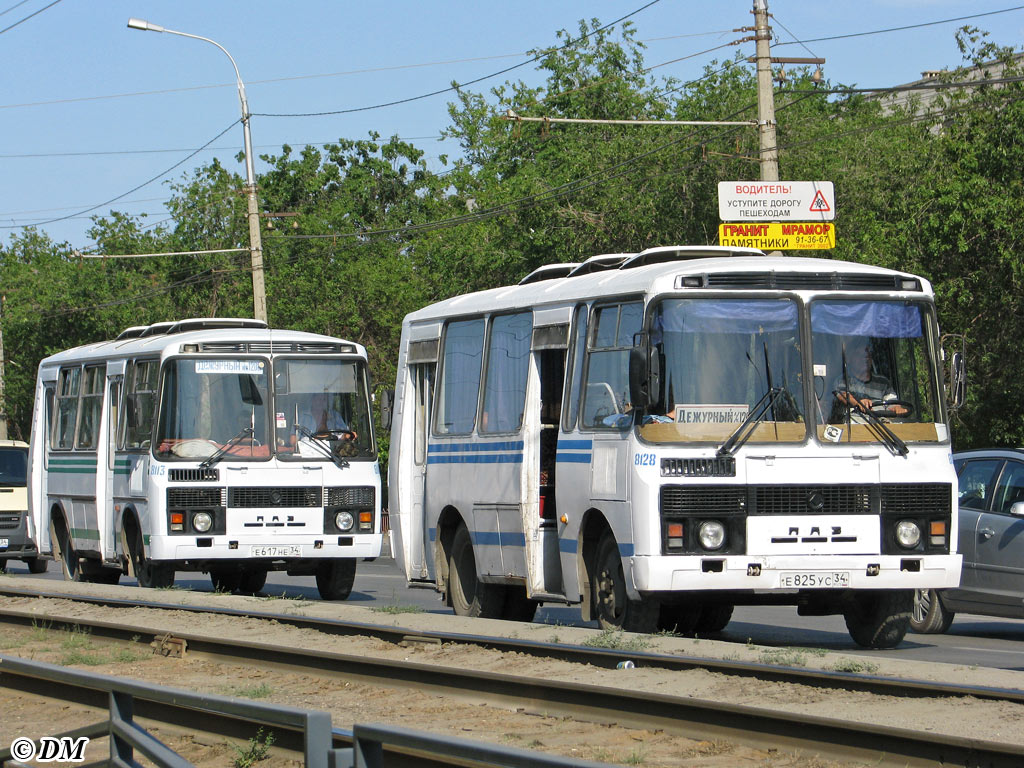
(895, 520), (921, 549)
(698, 521), (726, 550)
(192, 512), (213, 533)
(334, 511), (355, 532)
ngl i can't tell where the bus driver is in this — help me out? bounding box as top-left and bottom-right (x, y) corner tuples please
(832, 339), (908, 418)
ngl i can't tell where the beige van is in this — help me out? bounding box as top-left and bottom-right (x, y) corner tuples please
(0, 439), (45, 573)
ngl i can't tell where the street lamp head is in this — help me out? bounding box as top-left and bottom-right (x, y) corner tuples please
(127, 18), (164, 33)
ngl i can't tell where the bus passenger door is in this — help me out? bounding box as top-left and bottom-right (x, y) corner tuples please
(101, 373), (122, 562)
(523, 325), (569, 598)
(407, 363), (434, 579)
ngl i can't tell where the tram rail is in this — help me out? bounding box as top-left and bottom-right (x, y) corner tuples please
(0, 589), (1023, 767)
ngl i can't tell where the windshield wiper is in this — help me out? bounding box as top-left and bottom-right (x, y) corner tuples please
(717, 387), (786, 458)
(200, 427), (254, 469)
(832, 392), (909, 457)
(295, 425), (350, 469)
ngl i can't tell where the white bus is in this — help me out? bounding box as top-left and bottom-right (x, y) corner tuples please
(28, 318), (382, 599)
(387, 247), (963, 648)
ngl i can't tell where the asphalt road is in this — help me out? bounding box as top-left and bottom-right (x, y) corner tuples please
(7, 554), (1024, 671)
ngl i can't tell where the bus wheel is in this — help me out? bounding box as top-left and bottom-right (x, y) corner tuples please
(24, 558), (47, 574)
(843, 590), (912, 649)
(448, 524), (503, 618)
(593, 532), (657, 633)
(910, 588), (955, 634)
(694, 604), (734, 634)
(657, 603), (699, 635)
(51, 518), (81, 581)
(316, 559), (356, 601)
(210, 569), (241, 594)
(128, 525), (174, 589)
(501, 585), (538, 622)
(239, 569), (268, 595)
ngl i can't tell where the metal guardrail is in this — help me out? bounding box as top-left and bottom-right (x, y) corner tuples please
(0, 655), (608, 768)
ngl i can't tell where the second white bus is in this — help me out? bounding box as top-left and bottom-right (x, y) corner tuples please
(29, 318), (382, 599)
(387, 247), (963, 648)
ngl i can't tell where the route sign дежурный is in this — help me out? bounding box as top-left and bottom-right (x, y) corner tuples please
(718, 181), (834, 222)
(718, 221), (836, 250)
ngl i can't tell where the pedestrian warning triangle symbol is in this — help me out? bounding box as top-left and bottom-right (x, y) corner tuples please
(809, 190), (831, 212)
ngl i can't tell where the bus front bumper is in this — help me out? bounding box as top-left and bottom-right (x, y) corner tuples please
(629, 553), (963, 597)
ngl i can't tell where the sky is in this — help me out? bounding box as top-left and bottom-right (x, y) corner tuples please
(1, 0), (1022, 253)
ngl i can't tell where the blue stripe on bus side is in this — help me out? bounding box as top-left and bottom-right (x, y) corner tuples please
(428, 441), (524, 453)
(427, 454), (523, 465)
(555, 453), (591, 464)
(557, 439), (593, 450)
(473, 530), (526, 547)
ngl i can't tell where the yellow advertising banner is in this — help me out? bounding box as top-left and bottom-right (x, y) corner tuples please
(718, 221), (836, 250)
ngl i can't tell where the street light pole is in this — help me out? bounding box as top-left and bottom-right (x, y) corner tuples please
(127, 18), (267, 323)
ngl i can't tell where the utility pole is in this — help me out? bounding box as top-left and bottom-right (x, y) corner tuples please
(753, 0), (779, 183)
(0, 296), (8, 440)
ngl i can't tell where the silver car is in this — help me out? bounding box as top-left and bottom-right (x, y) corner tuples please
(911, 448), (1024, 633)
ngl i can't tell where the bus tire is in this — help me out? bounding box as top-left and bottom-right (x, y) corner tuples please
(127, 523), (174, 589)
(448, 524), (503, 618)
(843, 590), (912, 649)
(210, 568), (242, 594)
(51, 516), (81, 582)
(80, 559), (121, 585)
(24, 558), (47, 574)
(239, 569), (268, 595)
(694, 604), (734, 634)
(910, 588), (955, 634)
(593, 531), (657, 633)
(316, 559), (356, 601)
(501, 585), (538, 622)
(657, 603), (700, 635)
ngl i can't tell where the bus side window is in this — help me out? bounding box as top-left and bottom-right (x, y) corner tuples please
(481, 312), (532, 434)
(562, 305), (588, 432)
(581, 302), (642, 430)
(52, 366), (81, 450)
(122, 359), (158, 450)
(75, 365), (104, 450)
(434, 318), (485, 436)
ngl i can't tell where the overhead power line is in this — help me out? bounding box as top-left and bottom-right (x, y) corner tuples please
(774, 4), (1024, 47)
(253, 0), (664, 118)
(0, 0), (63, 36)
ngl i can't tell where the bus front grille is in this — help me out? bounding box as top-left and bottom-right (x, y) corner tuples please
(0, 512), (21, 529)
(325, 486), (374, 508)
(167, 487), (225, 508)
(881, 483), (951, 515)
(753, 485), (873, 515)
(228, 486), (321, 508)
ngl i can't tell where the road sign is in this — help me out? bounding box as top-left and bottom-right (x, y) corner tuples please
(718, 181), (834, 221)
(718, 222), (836, 250)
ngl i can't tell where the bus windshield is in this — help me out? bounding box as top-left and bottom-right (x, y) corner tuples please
(155, 358), (271, 461)
(810, 300), (943, 443)
(274, 358), (374, 461)
(641, 298), (805, 444)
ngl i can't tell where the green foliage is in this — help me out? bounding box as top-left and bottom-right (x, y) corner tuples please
(232, 728), (275, 768)
(1, 19), (1022, 451)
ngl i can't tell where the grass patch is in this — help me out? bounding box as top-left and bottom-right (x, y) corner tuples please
(828, 658), (879, 674)
(370, 603), (424, 615)
(580, 628), (651, 652)
(233, 683), (273, 699)
(59, 626), (95, 651)
(757, 647), (808, 667)
(625, 746), (647, 765)
(60, 649), (107, 666)
(233, 728), (275, 768)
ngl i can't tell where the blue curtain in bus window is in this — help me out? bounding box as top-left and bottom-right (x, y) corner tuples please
(657, 299), (797, 334)
(436, 318), (485, 435)
(482, 312), (532, 433)
(810, 301), (923, 338)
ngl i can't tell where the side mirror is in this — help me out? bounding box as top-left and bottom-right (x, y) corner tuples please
(380, 389), (395, 432)
(1010, 501), (1024, 518)
(949, 351), (966, 410)
(628, 348), (649, 411)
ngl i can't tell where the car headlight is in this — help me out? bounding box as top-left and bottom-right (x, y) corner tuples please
(334, 510), (355, 532)
(698, 520), (726, 550)
(895, 520), (921, 549)
(192, 511), (213, 533)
